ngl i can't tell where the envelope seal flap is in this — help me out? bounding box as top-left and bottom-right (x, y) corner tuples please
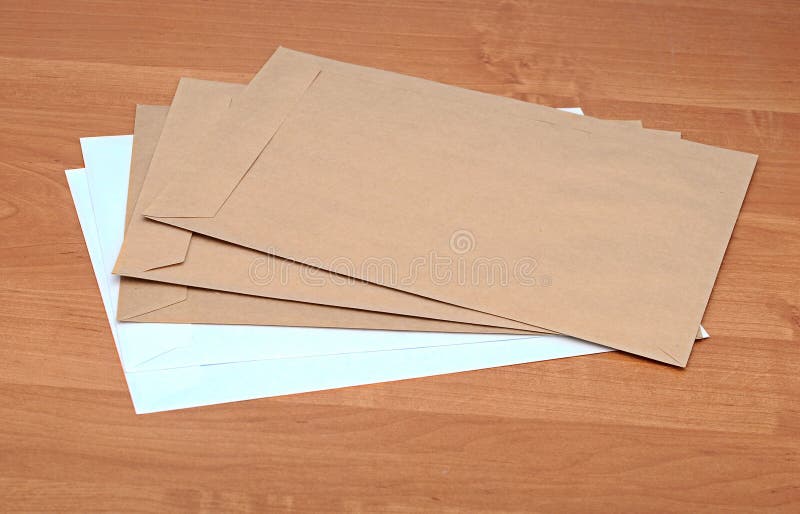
(117, 278), (188, 321)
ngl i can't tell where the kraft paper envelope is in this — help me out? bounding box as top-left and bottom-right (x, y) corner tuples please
(120, 105), (706, 342)
(68, 165), (613, 413)
(122, 50), (700, 345)
(121, 104), (705, 340)
(145, 55), (754, 366)
(115, 76), (683, 335)
(116, 56), (701, 339)
(118, 105), (532, 334)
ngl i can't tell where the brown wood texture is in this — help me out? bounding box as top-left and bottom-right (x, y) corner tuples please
(0, 0), (798, 512)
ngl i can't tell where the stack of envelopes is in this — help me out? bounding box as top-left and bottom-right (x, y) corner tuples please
(68, 47), (756, 413)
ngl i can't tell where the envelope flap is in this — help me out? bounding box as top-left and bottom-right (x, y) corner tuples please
(143, 49), (322, 218)
(117, 277), (188, 320)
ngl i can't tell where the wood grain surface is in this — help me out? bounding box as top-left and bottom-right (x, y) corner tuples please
(0, 0), (798, 512)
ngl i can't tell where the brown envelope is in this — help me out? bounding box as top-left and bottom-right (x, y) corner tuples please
(123, 106), (703, 338)
(115, 74), (685, 335)
(119, 54), (703, 340)
(144, 50), (754, 365)
(120, 104), (535, 334)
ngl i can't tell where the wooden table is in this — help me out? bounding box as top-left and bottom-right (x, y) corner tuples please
(1, 1), (798, 511)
